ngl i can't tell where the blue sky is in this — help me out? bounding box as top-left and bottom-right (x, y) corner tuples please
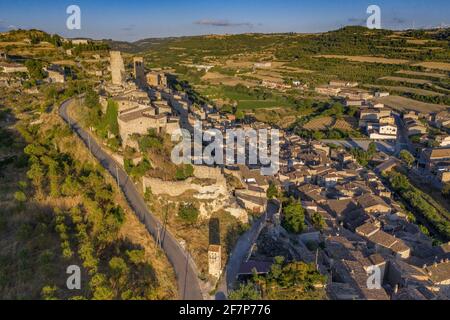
(0, 0), (449, 41)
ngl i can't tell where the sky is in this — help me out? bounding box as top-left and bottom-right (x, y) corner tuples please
(0, 0), (449, 41)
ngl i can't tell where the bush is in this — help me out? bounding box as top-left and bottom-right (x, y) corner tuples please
(229, 282), (261, 300)
(178, 203), (199, 224)
(175, 164), (194, 180)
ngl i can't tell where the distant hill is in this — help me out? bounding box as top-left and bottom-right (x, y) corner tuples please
(103, 26), (450, 53)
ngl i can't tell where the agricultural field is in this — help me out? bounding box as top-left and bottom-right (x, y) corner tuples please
(379, 76), (432, 85)
(395, 70), (448, 79)
(113, 26), (449, 116)
(412, 61), (450, 72)
(303, 116), (357, 131)
(315, 54), (410, 65)
(303, 116), (334, 130)
(365, 84), (445, 97)
(375, 95), (448, 113)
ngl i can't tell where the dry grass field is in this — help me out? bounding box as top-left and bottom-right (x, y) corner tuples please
(395, 70), (448, 79)
(375, 95), (448, 113)
(303, 116), (334, 130)
(333, 116), (358, 131)
(365, 84), (444, 97)
(315, 54), (410, 64)
(379, 76), (432, 85)
(412, 61), (450, 72)
(406, 39), (434, 45)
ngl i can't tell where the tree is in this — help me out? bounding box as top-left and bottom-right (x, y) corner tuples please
(311, 212), (326, 231)
(266, 182), (279, 199)
(282, 201), (305, 234)
(399, 149), (415, 168)
(41, 286), (58, 300)
(27, 162), (44, 197)
(229, 282), (261, 300)
(178, 203), (199, 224)
(109, 257), (129, 291)
(443, 183), (450, 199)
(235, 110), (245, 121)
(48, 161), (60, 198)
(368, 142), (377, 156)
(25, 59), (45, 80)
(14, 190), (27, 203)
(250, 256), (327, 300)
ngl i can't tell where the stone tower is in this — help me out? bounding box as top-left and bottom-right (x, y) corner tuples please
(208, 244), (222, 280)
(133, 57), (146, 88)
(110, 51), (125, 85)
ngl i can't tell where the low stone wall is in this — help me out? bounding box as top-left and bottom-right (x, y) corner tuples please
(142, 165), (248, 222)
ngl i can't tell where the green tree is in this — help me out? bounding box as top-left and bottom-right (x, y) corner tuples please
(235, 110), (245, 121)
(27, 162), (44, 197)
(229, 282), (261, 300)
(399, 149), (415, 168)
(41, 286), (58, 300)
(109, 257), (129, 291)
(282, 201), (305, 234)
(368, 142), (377, 156)
(25, 59), (45, 80)
(14, 190), (27, 204)
(266, 182), (279, 199)
(443, 183), (450, 199)
(311, 212), (326, 231)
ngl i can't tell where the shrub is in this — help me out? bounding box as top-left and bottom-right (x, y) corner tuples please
(178, 203), (199, 224)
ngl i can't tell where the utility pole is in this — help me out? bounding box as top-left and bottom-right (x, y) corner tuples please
(115, 164), (120, 187)
(315, 249), (319, 271)
(160, 205), (169, 247)
(156, 223), (161, 248)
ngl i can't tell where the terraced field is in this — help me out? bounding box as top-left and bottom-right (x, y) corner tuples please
(379, 76), (432, 85)
(375, 95), (448, 113)
(395, 70), (448, 79)
(315, 54), (410, 65)
(365, 84), (444, 97)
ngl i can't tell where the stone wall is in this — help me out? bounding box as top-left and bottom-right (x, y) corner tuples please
(142, 165), (248, 222)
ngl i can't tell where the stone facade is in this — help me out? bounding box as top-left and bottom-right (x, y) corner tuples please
(133, 57), (146, 88)
(146, 72), (167, 87)
(208, 245), (222, 280)
(110, 51), (125, 85)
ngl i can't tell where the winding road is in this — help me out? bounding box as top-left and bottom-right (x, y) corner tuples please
(59, 98), (203, 300)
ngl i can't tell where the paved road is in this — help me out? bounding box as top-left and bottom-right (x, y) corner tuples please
(215, 200), (280, 299)
(393, 114), (414, 156)
(59, 99), (203, 300)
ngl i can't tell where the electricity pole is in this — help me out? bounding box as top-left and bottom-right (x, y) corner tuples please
(115, 164), (120, 187)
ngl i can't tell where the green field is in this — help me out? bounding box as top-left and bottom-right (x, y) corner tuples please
(237, 99), (293, 110)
